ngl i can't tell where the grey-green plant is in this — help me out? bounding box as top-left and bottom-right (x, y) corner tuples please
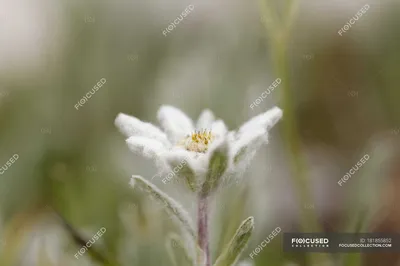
(115, 105), (282, 265)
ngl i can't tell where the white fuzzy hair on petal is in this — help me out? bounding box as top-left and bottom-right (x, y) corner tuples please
(126, 136), (167, 161)
(196, 109), (215, 129)
(232, 128), (267, 159)
(238, 107), (283, 134)
(115, 113), (170, 146)
(157, 105), (195, 143)
(206, 136), (229, 157)
(211, 120), (228, 138)
(163, 148), (208, 176)
(222, 128), (268, 184)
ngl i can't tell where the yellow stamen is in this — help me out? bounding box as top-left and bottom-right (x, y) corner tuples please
(179, 130), (215, 153)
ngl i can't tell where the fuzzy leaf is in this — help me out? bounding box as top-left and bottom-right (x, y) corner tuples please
(180, 164), (197, 192)
(38, 240), (54, 266)
(131, 175), (196, 239)
(201, 140), (229, 196)
(166, 233), (195, 266)
(165, 155), (197, 192)
(233, 147), (247, 165)
(213, 217), (254, 266)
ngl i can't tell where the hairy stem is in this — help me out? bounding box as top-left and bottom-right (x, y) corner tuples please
(198, 195), (210, 266)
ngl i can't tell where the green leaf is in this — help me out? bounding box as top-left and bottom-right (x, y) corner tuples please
(201, 141), (229, 196)
(166, 233), (196, 266)
(55, 211), (117, 266)
(233, 147), (247, 165)
(213, 217), (254, 266)
(131, 175), (196, 240)
(165, 157), (197, 192)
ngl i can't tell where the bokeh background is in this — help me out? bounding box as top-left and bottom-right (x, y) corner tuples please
(0, 0), (399, 265)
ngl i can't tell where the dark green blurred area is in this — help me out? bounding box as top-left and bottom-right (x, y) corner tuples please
(0, 0), (399, 265)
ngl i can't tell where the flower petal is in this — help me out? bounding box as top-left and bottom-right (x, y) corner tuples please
(196, 109), (215, 129)
(211, 120), (228, 138)
(232, 128), (267, 165)
(115, 113), (170, 146)
(238, 106), (283, 134)
(126, 137), (168, 171)
(157, 105), (195, 143)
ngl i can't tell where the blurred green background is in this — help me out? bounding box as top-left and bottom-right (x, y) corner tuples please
(0, 0), (399, 265)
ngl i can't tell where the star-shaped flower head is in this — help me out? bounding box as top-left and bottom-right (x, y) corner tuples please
(115, 105), (282, 195)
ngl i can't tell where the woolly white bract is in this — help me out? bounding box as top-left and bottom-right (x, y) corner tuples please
(115, 105), (282, 194)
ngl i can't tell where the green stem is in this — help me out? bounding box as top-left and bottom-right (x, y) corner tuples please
(273, 35), (320, 232)
(273, 36), (325, 265)
(260, 0), (330, 265)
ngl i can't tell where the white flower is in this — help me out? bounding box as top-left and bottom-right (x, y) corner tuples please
(115, 105), (282, 194)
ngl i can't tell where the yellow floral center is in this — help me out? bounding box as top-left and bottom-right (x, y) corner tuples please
(180, 130), (215, 153)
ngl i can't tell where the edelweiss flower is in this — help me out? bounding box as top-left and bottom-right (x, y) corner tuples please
(115, 105), (282, 194)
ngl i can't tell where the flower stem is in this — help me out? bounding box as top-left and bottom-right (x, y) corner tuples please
(198, 195), (210, 266)
(271, 19), (331, 266)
